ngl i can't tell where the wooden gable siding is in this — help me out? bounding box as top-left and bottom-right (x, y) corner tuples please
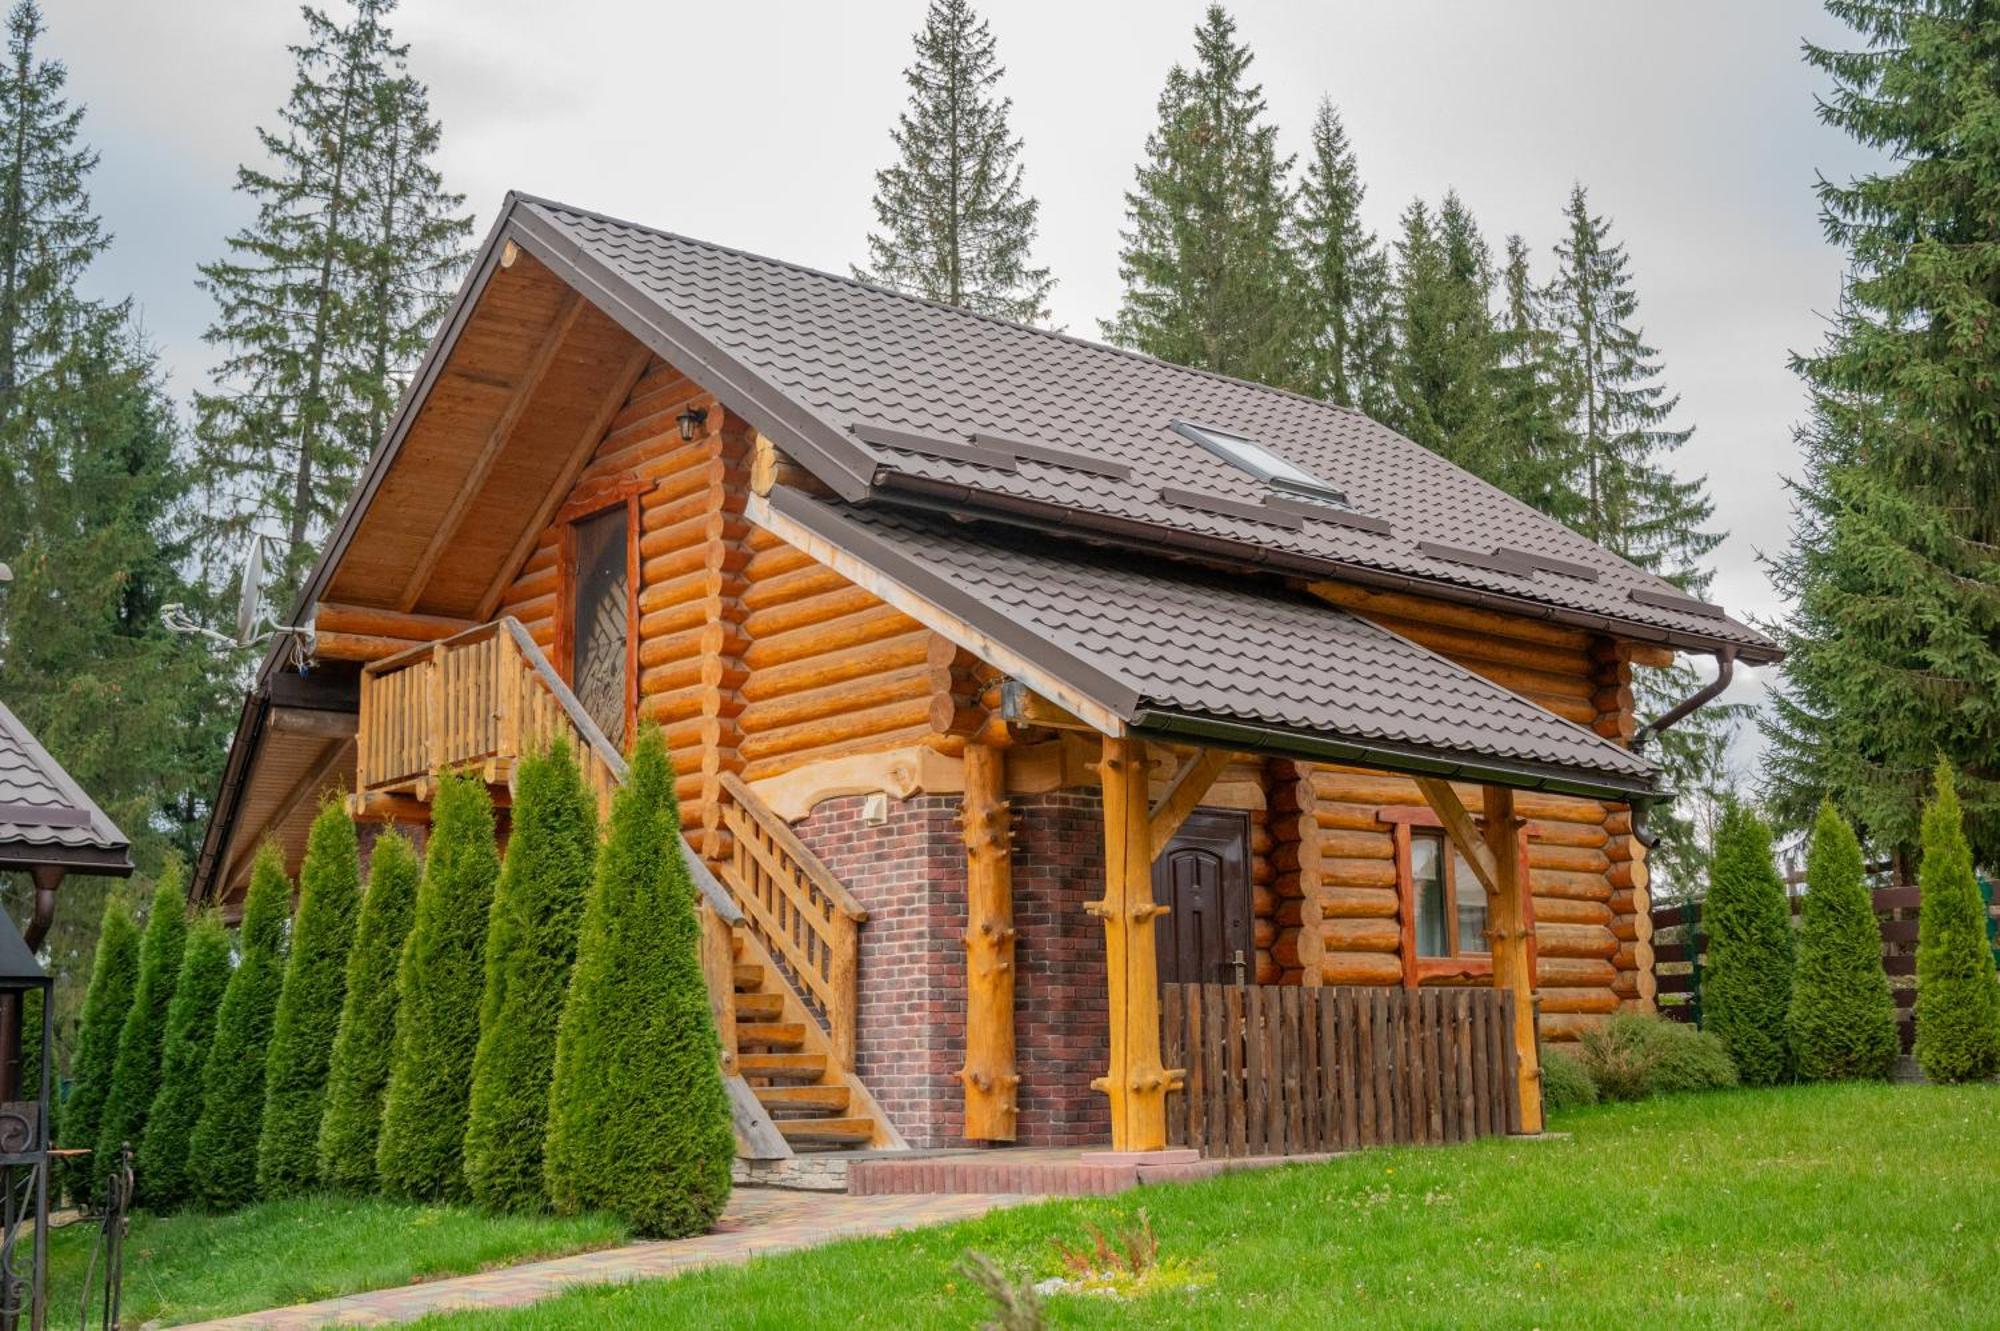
(490, 355), (968, 845)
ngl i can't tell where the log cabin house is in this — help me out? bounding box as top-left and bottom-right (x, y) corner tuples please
(192, 194), (1778, 1166)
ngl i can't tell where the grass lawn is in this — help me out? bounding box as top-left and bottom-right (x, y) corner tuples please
(48, 1195), (627, 1328)
(406, 1082), (1999, 1330)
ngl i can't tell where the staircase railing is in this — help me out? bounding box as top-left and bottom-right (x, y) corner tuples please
(712, 772), (867, 1070)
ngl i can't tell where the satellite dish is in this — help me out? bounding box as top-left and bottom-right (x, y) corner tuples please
(235, 535), (270, 645)
(0, 561), (12, 583)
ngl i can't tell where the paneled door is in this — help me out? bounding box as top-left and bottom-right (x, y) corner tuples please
(1153, 808), (1252, 986)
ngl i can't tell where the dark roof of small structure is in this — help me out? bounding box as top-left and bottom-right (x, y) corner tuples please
(0, 701), (131, 875)
(773, 491), (1657, 799)
(0, 905), (47, 987)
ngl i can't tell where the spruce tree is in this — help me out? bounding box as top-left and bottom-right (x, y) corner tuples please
(258, 801), (361, 1196)
(1700, 802), (1795, 1086)
(193, 0), (470, 598)
(1491, 234), (1579, 522)
(56, 895), (137, 1201)
(318, 828), (419, 1192)
(1387, 193), (1502, 479)
(1764, 4), (2000, 860)
(139, 912), (233, 1210)
(1105, 5), (1297, 386)
(96, 871), (188, 1192)
(187, 846), (290, 1211)
(464, 740), (598, 1211)
(856, 0), (1052, 323)
(545, 726), (733, 1238)
(376, 774), (499, 1202)
(1788, 801), (1898, 1082)
(1912, 761), (2000, 1082)
(1291, 98), (1391, 414)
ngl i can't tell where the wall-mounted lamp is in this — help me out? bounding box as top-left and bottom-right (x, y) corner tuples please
(677, 407), (709, 442)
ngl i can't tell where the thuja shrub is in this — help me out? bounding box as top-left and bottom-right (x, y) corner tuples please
(139, 912), (234, 1209)
(1700, 802), (1795, 1085)
(464, 739), (598, 1212)
(377, 774), (500, 1202)
(59, 895), (140, 1203)
(1540, 1046), (1598, 1112)
(1913, 761), (2000, 1083)
(318, 829), (421, 1193)
(187, 845), (291, 1211)
(257, 802), (362, 1197)
(1576, 1013), (1738, 1102)
(99, 871), (190, 1197)
(1788, 802), (1899, 1081)
(544, 725), (733, 1238)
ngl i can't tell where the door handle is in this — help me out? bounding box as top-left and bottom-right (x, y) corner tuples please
(1229, 949), (1248, 986)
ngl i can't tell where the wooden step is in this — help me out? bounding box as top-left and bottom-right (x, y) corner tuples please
(753, 1084), (850, 1113)
(737, 1052), (828, 1081)
(733, 992), (784, 1021)
(775, 1116), (875, 1145)
(732, 963), (764, 992)
(737, 1021), (805, 1050)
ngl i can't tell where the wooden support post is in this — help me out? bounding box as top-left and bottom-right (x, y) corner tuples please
(1089, 734), (1182, 1151)
(959, 740), (1019, 1140)
(1482, 786), (1542, 1134)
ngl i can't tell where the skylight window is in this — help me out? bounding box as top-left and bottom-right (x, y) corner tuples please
(1170, 420), (1349, 506)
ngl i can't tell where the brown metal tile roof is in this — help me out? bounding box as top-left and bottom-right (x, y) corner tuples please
(770, 490), (1658, 799)
(512, 195), (1776, 664)
(0, 700), (132, 873)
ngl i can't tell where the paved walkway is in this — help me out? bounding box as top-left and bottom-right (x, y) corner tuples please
(180, 1189), (1034, 1329)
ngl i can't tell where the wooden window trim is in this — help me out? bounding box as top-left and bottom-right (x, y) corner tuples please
(1381, 804), (1536, 989)
(555, 484), (644, 744)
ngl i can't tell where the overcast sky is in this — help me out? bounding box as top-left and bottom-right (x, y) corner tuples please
(54, 0), (1879, 762)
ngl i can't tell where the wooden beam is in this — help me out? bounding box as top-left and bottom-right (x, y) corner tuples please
(267, 707), (357, 741)
(343, 789), (432, 824)
(313, 631), (428, 664)
(1482, 785), (1543, 1134)
(1413, 777), (1500, 895)
(1089, 734), (1180, 1151)
(313, 601), (475, 644)
(998, 682), (1095, 733)
(478, 342), (652, 620)
(958, 739), (1019, 1141)
(400, 291), (584, 612)
(1148, 748), (1234, 859)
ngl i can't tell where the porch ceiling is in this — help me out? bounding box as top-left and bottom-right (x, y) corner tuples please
(756, 489), (1660, 802)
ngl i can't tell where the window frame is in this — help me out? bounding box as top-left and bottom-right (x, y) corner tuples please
(553, 478), (645, 748)
(1378, 804), (1537, 989)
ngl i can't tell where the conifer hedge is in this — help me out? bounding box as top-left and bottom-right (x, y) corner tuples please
(1913, 761), (2000, 1083)
(187, 845), (291, 1211)
(376, 774), (499, 1202)
(464, 739), (598, 1211)
(1788, 802), (1898, 1081)
(544, 726), (733, 1238)
(257, 802), (362, 1196)
(139, 912), (234, 1209)
(1701, 802), (1795, 1086)
(98, 871), (189, 1195)
(318, 829), (421, 1192)
(59, 895), (140, 1202)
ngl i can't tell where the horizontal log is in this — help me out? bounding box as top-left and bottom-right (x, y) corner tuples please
(1319, 856), (1398, 890)
(1318, 885), (1400, 919)
(1536, 986), (1621, 1016)
(742, 583), (882, 641)
(739, 726), (962, 783)
(315, 630), (421, 662)
(1534, 922), (1619, 960)
(738, 630), (941, 702)
(1308, 581), (1592, 650)
(737, 665), (944, 734)
(1531, 869), (1614, 903)
(314, 602), (474, 642)
(1322, 918), (1401, 952)
(739, 562), (851, 614)
(1535, 956), (1618, 988)
(742, 605), (923, 671)
(1321, 951), (1405, 985)
(1528, 843), (1611, 875)
(735, 696), (939, 763)
(1534, 897), (1612, 928)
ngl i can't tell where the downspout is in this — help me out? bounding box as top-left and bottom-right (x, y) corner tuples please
(1627, 647), (1738, 848)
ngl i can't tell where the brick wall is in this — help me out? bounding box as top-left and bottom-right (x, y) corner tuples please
(1009, 790), (1112, 1147)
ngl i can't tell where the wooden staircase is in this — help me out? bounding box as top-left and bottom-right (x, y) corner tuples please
(728, 937), (881, 1150)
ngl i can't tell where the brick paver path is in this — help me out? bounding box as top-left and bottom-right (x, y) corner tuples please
(179, 1189), (1034, 1329)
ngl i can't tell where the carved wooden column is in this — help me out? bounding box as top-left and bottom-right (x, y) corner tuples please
(1482, 786), (1543, 1133)
(958, 739), (1019, 1140)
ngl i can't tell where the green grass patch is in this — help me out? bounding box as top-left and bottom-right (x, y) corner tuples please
(49, 1195), (626, 1328)
(409, 1083), (1997, 1329)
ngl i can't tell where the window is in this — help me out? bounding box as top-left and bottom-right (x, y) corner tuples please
(556, 490), (642, 748)
(1411, 831), (1488, 959)
(1170, 420), (1350, 506)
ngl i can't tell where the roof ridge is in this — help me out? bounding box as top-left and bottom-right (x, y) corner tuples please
(507, 191), (1369, 424)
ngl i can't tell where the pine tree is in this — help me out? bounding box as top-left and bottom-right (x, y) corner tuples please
(318, 828), (419, 1192)
(1291, 98), (1391, 414)
(856, 0), (1052, 323)
(1387, 193), (1502, 478)
(193, 0), (470, 599)
(56, 894), (137, 1202)
(96, 871), (188, 1193)
(139, 912), (233, 1210)
(464, 740), (597, 1211)
(1491, 234), (1579, 522)
(258, 801), (361, 1196)
(187, 845), (290, 1211)
(1699, 802), (1795, 1086)
(1105, 5), (1297, 386)
(1788, 801), (1899, 1082)
(1912, 761), (2000, 1082)
(1763, 4), (2000, 860)
(545, 726), (733, 1238)
(376, 774), (498, 1202)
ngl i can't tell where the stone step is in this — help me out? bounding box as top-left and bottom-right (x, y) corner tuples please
(733, 991), (784, 1021)
(753, 1084), (851, 1114)
(737, 1021), (806, 1050)
(737, 1052), (828, 1082)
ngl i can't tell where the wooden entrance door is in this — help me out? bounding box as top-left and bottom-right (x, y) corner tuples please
(1153, 809), (1252, 986)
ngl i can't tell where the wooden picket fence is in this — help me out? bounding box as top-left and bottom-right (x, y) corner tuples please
(1160, 984), (1521, 1159)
